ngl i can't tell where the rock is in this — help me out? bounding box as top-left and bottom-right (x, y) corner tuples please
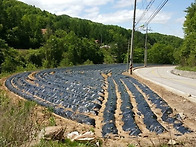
(67, 131), (80, 141)
(67, 131), (94, 141)
(38, 126), (65, 141)
(176, 112), (186, 121)
(168, 139), (177, 145)
(22, 126), (65, 147)
(179, 112), (186, 120)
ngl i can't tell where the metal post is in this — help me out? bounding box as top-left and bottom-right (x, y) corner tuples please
(129, 0), (137, 74)
(144, 25), (148, 67)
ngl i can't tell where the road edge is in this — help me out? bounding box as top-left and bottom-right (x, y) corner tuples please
(133, 67), (196, 103)
(171, 69), (196, 79)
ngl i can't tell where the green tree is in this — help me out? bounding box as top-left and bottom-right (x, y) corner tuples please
(0, 39), (9, 73)
(42, 34), (64, 68)
(179, 2), (196, 66)
(148, 43), (174, 64)
(133, 48), (144, 63)
(1, 48), (25, 73)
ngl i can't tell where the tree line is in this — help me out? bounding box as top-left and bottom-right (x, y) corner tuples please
(0, 0), (194, 74)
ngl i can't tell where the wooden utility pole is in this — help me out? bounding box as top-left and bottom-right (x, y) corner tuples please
(129, 0), (137, 74)
(144, 25), (148, 67)
(127, 39), (130, 71)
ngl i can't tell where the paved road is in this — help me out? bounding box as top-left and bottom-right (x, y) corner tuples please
(134, 66), (196, 103)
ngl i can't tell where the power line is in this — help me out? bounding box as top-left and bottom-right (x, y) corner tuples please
(144, 0), (169, 26)
(136, 0), (155, 26)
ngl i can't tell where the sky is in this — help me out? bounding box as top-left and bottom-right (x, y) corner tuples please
(18, 0), (195, 38)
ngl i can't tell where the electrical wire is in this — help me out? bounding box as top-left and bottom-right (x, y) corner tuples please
(136, 0), (156, 26)
(144, 0), (169, 26)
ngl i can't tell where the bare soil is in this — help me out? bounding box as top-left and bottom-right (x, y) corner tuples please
(1, 72), (196, 147)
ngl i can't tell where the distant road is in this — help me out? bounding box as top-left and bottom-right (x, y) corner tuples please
(134, 66), (196, 103)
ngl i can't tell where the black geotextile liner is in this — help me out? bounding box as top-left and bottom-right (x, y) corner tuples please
(102, 122), (118, 137)
(114, 77), (141, 136)
(5, 64), (128, 128)
(6, 74), (96, 126)
(122, 78), (165, 134)
(5, 64), (192, 136)
(127, 77), (192, 134)
(102, 77), (118, 137)
(5, 65), (110, 126)
(53, 108), (95, 126)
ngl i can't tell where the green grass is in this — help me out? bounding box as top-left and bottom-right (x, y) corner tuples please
(0, 90), (38, 146)
(35, 139), (98, 147)
(0, 90), (100, 147)
(176, 66), (196, 72)
(0, 72), (12, 78)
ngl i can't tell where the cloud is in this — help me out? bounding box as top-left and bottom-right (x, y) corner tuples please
(89, 9), (171, 27)
(176, 17), (185, 24)
(135, 9), (171, 26)
(18, 0), (113, 17)
(18, 0), (171, 29)
(89, 10), (132, 25)
(114, 0), (142, 8)
(55, 5), (84, 17)
(84, 7), (100, 18)
(82, 0), (113, 6)
(149, 12), (171, 24)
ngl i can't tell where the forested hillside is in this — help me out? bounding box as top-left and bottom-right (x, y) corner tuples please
(0, 0), (187, 73)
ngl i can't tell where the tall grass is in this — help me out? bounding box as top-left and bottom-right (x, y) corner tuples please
(0, 90), (38, 146)
(0, 90), (99, 147)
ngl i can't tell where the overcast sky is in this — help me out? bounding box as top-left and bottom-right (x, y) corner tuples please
(18, 0), (195, 38)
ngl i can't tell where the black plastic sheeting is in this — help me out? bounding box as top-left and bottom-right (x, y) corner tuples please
(127, 77), (192, 134)
(5, 74), (96, 126)
(5, 64), (127, 127)
(5, 64), (192, 136)
(102, 77), (118, 137)
(115, 77), (141, 136)
(122, 78), (165, 134)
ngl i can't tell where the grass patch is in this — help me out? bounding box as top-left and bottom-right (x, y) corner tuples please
(0, 90), (99, 147)
(35, 139), (98, 147)
(0, 72), (12, 79)
(0, 90), (39, 146)
(176, 66), (196, 72)
(49, 116), (56, 126)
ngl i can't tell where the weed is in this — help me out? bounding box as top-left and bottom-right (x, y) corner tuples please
(159, 144), (168, 147)
(49, 116), (56, 126)
(48, 106), (54, 112)
(176, 66), (196, 72)
(128, 144), (136, 147)
(90, 127), (95, 133)
(35, 138), (98, 147)
(0, 90), (39, 146)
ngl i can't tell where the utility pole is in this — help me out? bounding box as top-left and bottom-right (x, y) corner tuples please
(127, 39), (130, 71)
(144, 25), (148, 67)
(129, 0), (137, 74)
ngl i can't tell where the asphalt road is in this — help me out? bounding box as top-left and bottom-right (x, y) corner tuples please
(134, 66), (196, 103)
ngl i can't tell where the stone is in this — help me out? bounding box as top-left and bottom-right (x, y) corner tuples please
(168, 139), (177, 145)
